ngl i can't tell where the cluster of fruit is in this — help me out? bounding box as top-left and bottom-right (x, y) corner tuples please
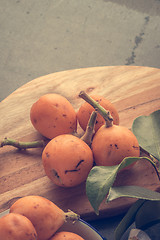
(30, 91), (140, 188)
(0, 195), (84, 240)
(0, 91), (141, 240)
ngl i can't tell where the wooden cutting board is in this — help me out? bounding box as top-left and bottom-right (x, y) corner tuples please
(0, 66), (160, 220)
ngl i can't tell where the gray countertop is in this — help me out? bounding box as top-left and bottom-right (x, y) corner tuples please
(0, 0), (160, 102)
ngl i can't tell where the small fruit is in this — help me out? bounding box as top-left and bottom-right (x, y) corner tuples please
(0, 212), (37, 240)
(92, 124), (140, 166)
(50, 231), (85, 240)
(42, 134), (93, 187)
(10, 195), (79, 240)
(77, 94), (119, 132)
(30, 93), (77, 139)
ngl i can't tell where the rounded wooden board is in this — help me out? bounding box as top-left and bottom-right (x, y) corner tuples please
(0, 65), (160, 220)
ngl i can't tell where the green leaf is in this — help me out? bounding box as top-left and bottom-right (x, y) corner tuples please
(86, 157), (139, 214)
(114, 199), (146, 240)
(132, 109), (160, 161)
(135, 200), (160, 230)
(86, 165), (119, 215)
(86, 156), (158, 215)
(107, 185), (160, 202)
(112, 186), (160, 239)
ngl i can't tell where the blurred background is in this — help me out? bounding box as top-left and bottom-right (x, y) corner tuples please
(0, 0), (160, 101)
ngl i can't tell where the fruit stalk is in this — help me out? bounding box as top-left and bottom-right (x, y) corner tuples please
(81, 110), (97, 146)
(79, 91), (113, 127)
(64, 209), (80, 222)
(0, 137), (45, 149)
(0, 111), (97, 150)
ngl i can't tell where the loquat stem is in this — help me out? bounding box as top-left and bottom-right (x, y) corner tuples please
(79, 91), (113, 127)
(81, 110), (97, 146)
(65, 209), (80, 222)
(0, 137), (45, 150)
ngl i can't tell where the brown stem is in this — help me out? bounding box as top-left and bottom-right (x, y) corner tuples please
(0, 137), (45, 150)
(81, 110), (97, 146)
(79, 91), (113, 127)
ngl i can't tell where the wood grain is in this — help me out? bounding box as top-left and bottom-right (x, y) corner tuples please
(0, 66), (160, 220)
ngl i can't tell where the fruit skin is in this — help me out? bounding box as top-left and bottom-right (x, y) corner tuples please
(0, 212), (37, 240)
(77, 95), (119, 132)
(30, 93), (77, 139)
(10, 195), (65, 240)
(42, 134), (93, 187)
(50, 231), (85, 240)
(92, 124), (140, 166)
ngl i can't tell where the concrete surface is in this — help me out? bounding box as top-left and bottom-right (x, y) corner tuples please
(0, 0), (160, 101)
